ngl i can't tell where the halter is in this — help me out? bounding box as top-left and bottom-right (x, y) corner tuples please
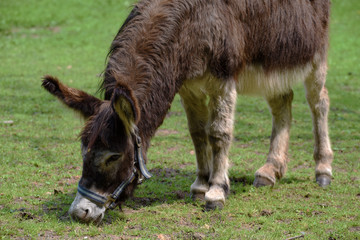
(77, 132), (152, 210)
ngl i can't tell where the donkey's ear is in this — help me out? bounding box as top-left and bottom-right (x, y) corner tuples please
(42, 75), (102, 118)
(111, 83), (140, 135)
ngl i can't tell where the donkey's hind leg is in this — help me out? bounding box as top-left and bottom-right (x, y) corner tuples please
(254, 90), (294, 187)
(179, 88), (211, 201)
(205, 80), (237, 210)
(304, 59), (333, 187)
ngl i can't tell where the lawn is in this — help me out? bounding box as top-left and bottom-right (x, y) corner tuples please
(0, 0), (359, 239)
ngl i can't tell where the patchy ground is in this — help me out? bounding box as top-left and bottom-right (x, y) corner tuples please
(1, 0), (359, 239)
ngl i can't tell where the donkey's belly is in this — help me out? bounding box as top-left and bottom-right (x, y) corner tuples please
(180, 62), (312, 99)
(236, 63), (313, 97)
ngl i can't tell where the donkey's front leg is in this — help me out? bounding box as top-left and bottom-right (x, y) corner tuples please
(179, 88), (211, 201)
(254, 91), (294, 187)
(205, 81), (237, 210)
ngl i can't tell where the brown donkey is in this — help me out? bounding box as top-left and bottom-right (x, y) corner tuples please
(42, 0), (333, 223)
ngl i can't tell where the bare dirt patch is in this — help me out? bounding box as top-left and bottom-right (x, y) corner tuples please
(166, 111), (183, 118)
(58, 175), (80, 186)
(260, 209), (273, 217)
(37, 230), (62, 240)
(179, 162), (193, 169)
(173, 231), (209, 240)
(240, 222), (261, 231)
(292, 163), (311, 171)
(349, 226), (360, 232)
(125, 197), (163, 209)
(17, 211), (36, 221)
(230, 176), (253, 186)
(166, 146), (180, 153)
(151, 167), (180, 178)
(155, 129), (179, 136)
(173, 190), (188, 200)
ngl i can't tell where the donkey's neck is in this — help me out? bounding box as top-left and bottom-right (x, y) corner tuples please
(133, 60), (182, 148)
(104, 1), (210, 148)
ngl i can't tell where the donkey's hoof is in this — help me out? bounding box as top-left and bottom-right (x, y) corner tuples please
(253, 176), (274, 188)
(191, 192), (205, 202)
(205, 201), (224, 211)
(316, 174), (331, 187)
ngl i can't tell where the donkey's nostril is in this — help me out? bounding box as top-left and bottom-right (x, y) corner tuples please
(70, 207), (88, 219)
(82, 208), (91, 218)
(70, 208), (91, 223)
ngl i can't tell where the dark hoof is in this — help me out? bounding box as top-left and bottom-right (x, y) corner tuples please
(205, 201), (224, 211)
(191, 192), (205, 202)
(253, 176), (274, 188)
(316, 174), (331, 187)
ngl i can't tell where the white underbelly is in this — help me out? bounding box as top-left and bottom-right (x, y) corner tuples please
(236, 64), (312, 97)
(180, 63), (313, 98)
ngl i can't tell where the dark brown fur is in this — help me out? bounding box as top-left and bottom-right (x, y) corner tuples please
(102, 0), (329, 143)
(43, 0), (331, 217)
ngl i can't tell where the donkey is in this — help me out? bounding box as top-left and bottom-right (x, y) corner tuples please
(42, 0), (333, 223)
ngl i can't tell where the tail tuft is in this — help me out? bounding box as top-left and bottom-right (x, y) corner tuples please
(42, 75), (61, 95)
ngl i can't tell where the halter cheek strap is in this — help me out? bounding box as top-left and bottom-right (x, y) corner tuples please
(77, 132), (152, 210)
(134, 134), (152, 181)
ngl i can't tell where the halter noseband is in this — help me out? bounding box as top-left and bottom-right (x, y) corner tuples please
(77, 132), (152, 210)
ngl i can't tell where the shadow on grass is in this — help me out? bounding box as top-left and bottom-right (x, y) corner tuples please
(279, 176), (308, 185)
(39, 167), (308, 225)
(40, 167), (196, 224)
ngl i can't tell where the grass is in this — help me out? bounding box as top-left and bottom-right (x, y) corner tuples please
(0, 0), (359, 239)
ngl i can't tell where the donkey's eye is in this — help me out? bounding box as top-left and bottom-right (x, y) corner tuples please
(106, 154), (121, 165)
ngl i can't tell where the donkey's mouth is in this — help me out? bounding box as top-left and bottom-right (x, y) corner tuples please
(69, 192), (106, 224)
(69, 206), (105, 224)
(93, 212), (105, 225)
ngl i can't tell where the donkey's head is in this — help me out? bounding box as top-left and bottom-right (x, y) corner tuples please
(42, 75), (147, 224)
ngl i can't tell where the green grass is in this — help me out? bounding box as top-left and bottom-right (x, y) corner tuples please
(1, 0), (359, 239)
